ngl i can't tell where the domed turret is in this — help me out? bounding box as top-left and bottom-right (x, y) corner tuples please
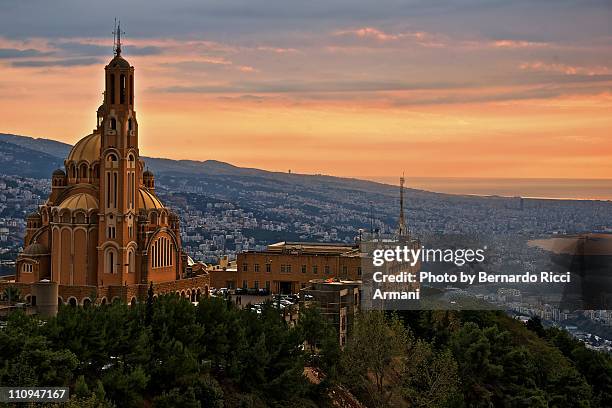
(143, 169), (155, 191)
(51, 168), (67, 198)
(22, 241), (49, 257)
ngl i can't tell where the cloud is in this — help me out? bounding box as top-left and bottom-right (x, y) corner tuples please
(11, 57), (102, 67)
(492, 40), (548, 48)
(333, 27), (447, 47)
(154, 79), (470, 94)
(53, 41), (162, 57)
(520, 61), (612, 76)
(256, 46), (298, 54)
(0, 48), (50, 58)
(238, 65), (257, 73)
(335, 27), (401, 41)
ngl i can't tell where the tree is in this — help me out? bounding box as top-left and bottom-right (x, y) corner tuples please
(450, 322), (503, 405)
(340, 311), (410, 407)
(402, 340), (460, 408)
(296, 305), (340, 377)
(145, 281), (154, 326)
(526, 316), (545, 337)
(2, 286), (21, 303)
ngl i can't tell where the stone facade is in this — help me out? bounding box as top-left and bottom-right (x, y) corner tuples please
(209, 242), (362, 294)
(11, 38), (206, 304)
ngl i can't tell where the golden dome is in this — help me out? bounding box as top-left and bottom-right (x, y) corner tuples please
(66, 132), (100, 163)
(58, 193), (99, 211)
(139, 188), (164, 210)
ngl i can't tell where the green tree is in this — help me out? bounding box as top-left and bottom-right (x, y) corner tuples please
(296, 305), (340, 377)
(2, 286), (21, 303)
(340, 311), (410, 407)
(402, 340), (460, 408)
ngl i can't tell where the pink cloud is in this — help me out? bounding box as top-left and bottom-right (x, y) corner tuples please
(333, 27), (446, 47)
(256, 46), (298, 54)
(519, 61), (611, 75)
(493, 40), (548, 48)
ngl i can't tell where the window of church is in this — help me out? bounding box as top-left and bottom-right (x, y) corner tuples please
(22, 263), (33, 273)
(106, 249), (117, 274)
(120, 74), (126, 104)
(130, 75), (134, 105)
(80, 164), (88, 180)
(109, 74), (115, 104)
(128, 250), (135, 273)
(151, 237), (173, 269)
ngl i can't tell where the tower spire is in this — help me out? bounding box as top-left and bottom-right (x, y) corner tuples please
(398, 173), (409, 240)
(113, 19), (123, 56)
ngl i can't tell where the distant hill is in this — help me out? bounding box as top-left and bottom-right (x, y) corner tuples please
(0, 138), (65, 178)
(0, 133), (72, 159)
(0, 132), (409, 199)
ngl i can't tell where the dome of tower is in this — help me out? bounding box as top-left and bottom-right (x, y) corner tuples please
(108, 55), (131, 69)
(66, 132), (101, 163)
(57, 193), (99, 211)
(139, 187), (165, 210)
(52, 169), (66, 176)
(22, 242), (49, 256)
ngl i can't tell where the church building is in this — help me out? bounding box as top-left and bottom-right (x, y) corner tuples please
(11, 28), (209, 306)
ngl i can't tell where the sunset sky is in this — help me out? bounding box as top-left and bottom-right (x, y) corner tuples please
(0, 0), (611, 181)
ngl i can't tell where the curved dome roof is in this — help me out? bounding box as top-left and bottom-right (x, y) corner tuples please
(108, 55), (131, 69)
(22, 242), (49, 256)
(67, 132), (100, 163)
(52, 168), (66, 176)
(58, 193), (99, 211)
(139, 188), (164, 210)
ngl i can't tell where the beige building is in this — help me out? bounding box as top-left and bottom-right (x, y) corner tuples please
(208, 242), (362, 294)
(3, 33), (208, 307)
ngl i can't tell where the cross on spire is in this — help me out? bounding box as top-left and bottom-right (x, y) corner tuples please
(112, 18), (125, 56)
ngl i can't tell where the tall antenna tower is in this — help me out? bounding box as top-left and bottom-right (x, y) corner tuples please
(397, 173), (409, 240)
(112, 18), (124, 56)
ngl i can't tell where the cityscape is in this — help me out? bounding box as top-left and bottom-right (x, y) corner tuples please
(1, 0), (611, 406)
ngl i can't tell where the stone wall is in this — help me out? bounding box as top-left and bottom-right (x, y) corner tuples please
(0, 274), (210, 306)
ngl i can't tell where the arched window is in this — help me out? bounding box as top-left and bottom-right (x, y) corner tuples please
(130, 75), (134, 105)
(128, 249), (135, 273)
(120, 74), (126, 104)
(151, 237), (173, 269)
(106, 248), (117, 274)
(128, 118), (132, 131)
(80, 164), (88, 180)
(109, 74), (115, 104)
(110, 118), (117, 130)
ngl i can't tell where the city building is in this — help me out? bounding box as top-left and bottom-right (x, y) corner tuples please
(209, 241), (362, 294)
(300, 279), (361, 347)
(1, 28), (209, 307)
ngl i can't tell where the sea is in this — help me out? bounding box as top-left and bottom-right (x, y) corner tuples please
(371, 177), (612, 201)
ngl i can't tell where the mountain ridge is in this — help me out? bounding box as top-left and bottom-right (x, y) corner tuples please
(0, 132), (416, 198)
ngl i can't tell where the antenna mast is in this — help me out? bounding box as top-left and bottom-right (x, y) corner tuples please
(112, 18), (124, 56)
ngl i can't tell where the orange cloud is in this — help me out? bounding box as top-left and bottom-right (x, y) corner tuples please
(519, 61), (612, 76)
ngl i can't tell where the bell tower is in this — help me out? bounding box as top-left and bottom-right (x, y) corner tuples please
(98, 20), (141, 286)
